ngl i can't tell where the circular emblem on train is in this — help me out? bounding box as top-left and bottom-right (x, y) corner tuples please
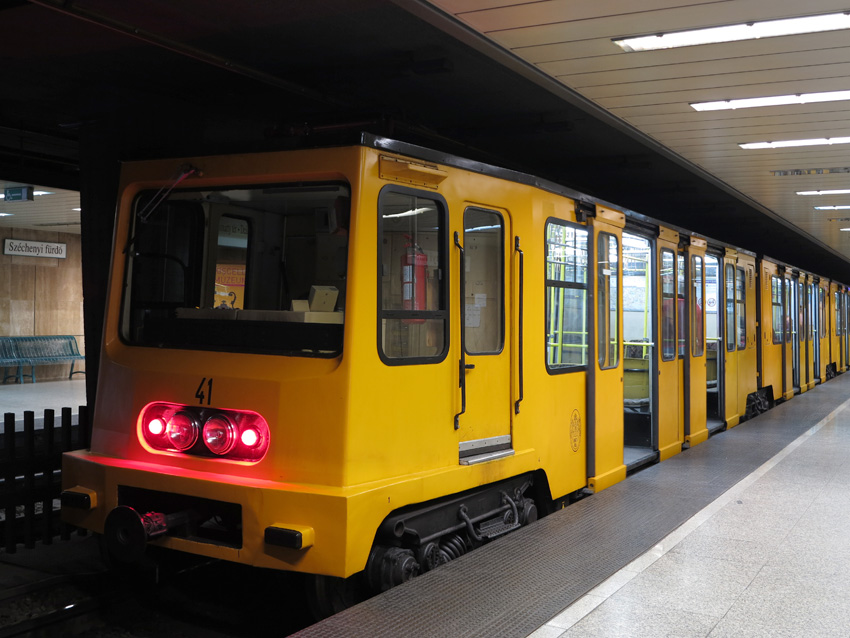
(570, 410), (581, 452)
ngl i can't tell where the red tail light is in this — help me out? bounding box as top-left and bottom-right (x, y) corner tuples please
(140, 402), (270, 462)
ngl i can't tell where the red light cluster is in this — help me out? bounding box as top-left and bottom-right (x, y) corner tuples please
(140, 402), (269, 462)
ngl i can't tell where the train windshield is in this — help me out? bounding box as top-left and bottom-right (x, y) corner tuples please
(121, 182), (350, 357)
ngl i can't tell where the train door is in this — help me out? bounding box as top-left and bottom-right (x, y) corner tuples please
(829, 283), (840, 374)
(816, 281), (826, 381)
(804, 276), (815, 391)
(622, 230), (657, 471)
(456, 206), (512, 463)
(588, 206), (625, 492)
(782, 269), (795, 400)
(722, 253), (738, 425)
(657, 228), (682, 460)
(684, 237), (708, 447)
(736, 254), (757, 422)
(705, 253), (724, 433)
(759, 260), (780, 406)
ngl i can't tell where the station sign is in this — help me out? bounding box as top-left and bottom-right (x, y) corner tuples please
(3, 238), (67, 259)
(4, 186), (34, 202)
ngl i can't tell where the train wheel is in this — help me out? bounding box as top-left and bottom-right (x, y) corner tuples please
(304, 573), (367, 620)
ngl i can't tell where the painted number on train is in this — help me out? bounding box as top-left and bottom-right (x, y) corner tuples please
(196, 377), (213, 405)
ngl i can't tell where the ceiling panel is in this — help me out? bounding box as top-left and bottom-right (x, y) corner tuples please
(429, 0), (850, 263)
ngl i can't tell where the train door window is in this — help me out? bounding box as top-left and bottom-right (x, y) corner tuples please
(463, 208), (504, 354)
(677, 253), (686, 357)
(820, 287), (826, 338)
(661, 249), (676, 361)
(771, 276), (783, 344)
(691, 255), (704, 357)
(786, 283), (793, 344)
(798, 281), (805, 344)
(597, 233), (619, 369)
(546, 220), (588, 371)
(835, 292), (842, 337)
(725, 264), (735, 352)
(378, 188), (447, 362)
(214, 216), (249, 310)
(736, 267), (746, 350)
(809, 283), (815, 341)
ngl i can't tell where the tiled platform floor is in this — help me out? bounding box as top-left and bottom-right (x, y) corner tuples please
(530, 397), (850, 638)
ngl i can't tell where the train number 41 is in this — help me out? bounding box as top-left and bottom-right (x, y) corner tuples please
(195, 377), (213, 405)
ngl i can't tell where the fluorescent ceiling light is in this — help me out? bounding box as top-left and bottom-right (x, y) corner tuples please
(798, 189), (850, 195)
(0, 190), (53, 200)
(383, 207), (432, 219)
(773, 167), (850, 176)
(0, 213), (12, 217)
(614, 12), (850, 52)
(815, 205), (850, 210)
(841, 228), (850, 231)
(740, 137), (850, 150)
(692, 90), (850, 112)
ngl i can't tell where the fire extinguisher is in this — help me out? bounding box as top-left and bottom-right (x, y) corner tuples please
(402, 235), (427, 324)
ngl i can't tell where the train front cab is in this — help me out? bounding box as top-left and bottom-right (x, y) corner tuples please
(62, 141), (605, 602)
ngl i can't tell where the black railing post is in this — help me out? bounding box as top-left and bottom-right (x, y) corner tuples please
(3, 412), (15, 554)
(60, 407), (73, 541)
(23, 411), (35, 549)
(43, 409), (55, 545)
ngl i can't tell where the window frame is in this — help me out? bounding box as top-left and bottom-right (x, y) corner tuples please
(771, 275), (783, 344)
(725, 263), (736, 353)
(463, 206), (506, 356)
(691, 254), (704, 358)
(661, 249), (677, 361)
(545, 218), (589, 374)
(376, 184), (450, 366)
(597, 232), (620, 370)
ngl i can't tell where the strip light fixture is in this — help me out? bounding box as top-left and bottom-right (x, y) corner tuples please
(815, 205), (850, 210)
(614, 11), (850, 52)
(798, 189), (850, 196)
(692, 90), (850, 112)
(739, 137), (850, 150)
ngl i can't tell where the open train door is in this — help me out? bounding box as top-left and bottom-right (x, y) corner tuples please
(454, 206), (513, 464)
(656, 226), (682, 460)
(684, 236), (708, 447)
(588, 205), (625, 492)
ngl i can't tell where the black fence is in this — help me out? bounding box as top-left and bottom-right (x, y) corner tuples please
(1, 406), (89, 553)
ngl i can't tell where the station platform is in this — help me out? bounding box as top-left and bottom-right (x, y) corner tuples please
(0, 377), (87, 429)
(2, 375), (849, 636)
(295, 373), (850, 638)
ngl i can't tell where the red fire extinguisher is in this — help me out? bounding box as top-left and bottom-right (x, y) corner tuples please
(402, 235), (427, 324)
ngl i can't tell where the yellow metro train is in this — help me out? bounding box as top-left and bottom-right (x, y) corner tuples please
(61, 135), (850, 614)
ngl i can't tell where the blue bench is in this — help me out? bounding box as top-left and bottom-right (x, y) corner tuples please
(1, 335), (85, 384)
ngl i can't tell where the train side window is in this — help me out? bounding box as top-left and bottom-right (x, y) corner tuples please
(735, 266), (746, 350)
(725, 264), (735, 353)
(785, 281), (794, 344)
(545, 220), (588, 371)
(771, 276), (783, 344)
(677, 253), (686, 358)
(378, 187), (448, 363)
(463, 208), (504, 354)
(691, 255), (704, 357)
(836, 292), (842, 337)
(597, 232), (619, 369)
(661, 250), (676, 361)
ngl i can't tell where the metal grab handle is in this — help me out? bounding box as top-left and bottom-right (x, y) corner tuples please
(454, 231), (466, 430)
(515, 236), (524, 415)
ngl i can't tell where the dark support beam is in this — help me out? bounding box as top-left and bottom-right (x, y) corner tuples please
(78, 119), (120, 417)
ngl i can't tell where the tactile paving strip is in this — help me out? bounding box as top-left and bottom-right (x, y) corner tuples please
(293, 374), (850, 638)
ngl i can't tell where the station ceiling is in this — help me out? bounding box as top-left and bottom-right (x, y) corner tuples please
(3, 0), (850, 280)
